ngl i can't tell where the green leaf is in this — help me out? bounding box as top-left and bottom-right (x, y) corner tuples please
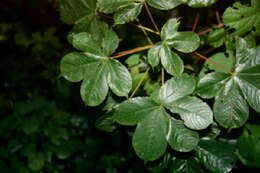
(207, 28), (226, 47)
(125, 54), (140, 67)
(97, 0), (142, 25)
(238, 130), (258, 161)
(235, 39), (258, 72)
(97, 0), (131, 13)
(197, 39), (260, 128)
(60, 0), (96, 24)
(166, 32), (200, 53)
(160, 19), (200, 53)
(238, 65), (260, 89)
(147, 44), (184, 76)
(22, 116), (40, 135)
(168, 96), (213, 130)
(223, 0), (260, 36)
(161, 19), (180, 41)
(107, 59), (132, 97)
(160, 45), (184, 76)
(148, 44), (161, 68)
(61, 25), (132, 106)
(28, 153), (45, 171)
(199, 52), (235, 77)
(132, 108), (168, 161)
(80, 59), (132, 106)
(159, 75), (196, 104)
(60, 52), (101, 82)
(196, 140), (236, 173)
(186, 0), (217, 8)
(166, 119), (199, 152)
(95, 113), (117, 132)
(237, 66), (260, 113)
(147, 0), (183, 10)
(148, 153), (172, 172)
(196, 72), (229, 99)
(214, 80), (249, 129)
(115, 97), (159, 126)
(147, 0), (217, 10)
(101, 29), (120, 56)
(72, 32), (103, 55)
(80, 61), (108, 106)
(238, 124), (260, 168)
(72, 29), (119, 56)
(114, 3), (143, 25)
(201, 123), (221, 140)
(171, 157), (203, 173)
(159, 76), (212, 130)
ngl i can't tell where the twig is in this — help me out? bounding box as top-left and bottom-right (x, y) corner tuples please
(144, 2), (160, 32)
(197, 23), (224, 35)
(216, 11), (222, 25)
(192, 13), (200, 32)
(134, 24), (160, 35)
(194, 52), (233, 75)
(111, 45), (153, 59)
(136, 19), (154, 45)
(130, 68), (150, 98)
(99, 13), (160, 35)
(161, 67), (165, 85)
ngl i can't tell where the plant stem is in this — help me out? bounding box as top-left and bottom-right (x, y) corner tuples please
(137, 19), (154, 45)
(144, 2), (160, 32)
(216, 11), (222, 25)
(192, 13), (200, 32)
(143, 3), (167, 86)
(194, 52), (234, 75)
(161, 67), (165, 85)
(111, 45), (153, 59)
(130, 68), (150, 98)
(134, 23), (160, 35)
(197, 23), (224, 35)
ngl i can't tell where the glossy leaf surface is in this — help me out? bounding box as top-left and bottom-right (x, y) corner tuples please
(133, 109), (168, 161)
(223, 0), (260, 36)
(60, 29), (131, 106)
(197, 39), (260, 128)
(166, 119), (199, 152)
(196, 140), (236, 173)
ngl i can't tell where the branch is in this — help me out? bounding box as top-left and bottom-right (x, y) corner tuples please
(197, 23), (224, 35)
(144, 2), (160, 32)
(194, 52), (234, 75)
(130, 68), (150, 98)
(111, 45), (153, 59)
(192, 13), (200, 32)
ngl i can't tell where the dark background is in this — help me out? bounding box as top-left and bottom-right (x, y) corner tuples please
(0, 0), (259, 172)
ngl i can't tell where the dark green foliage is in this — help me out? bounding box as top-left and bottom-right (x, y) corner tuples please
(1, 0), (260, 172)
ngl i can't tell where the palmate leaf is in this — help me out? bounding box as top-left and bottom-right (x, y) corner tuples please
(97, 0), (143, 25)
(148, 43), (184, 76)
(60, 31), (132, 106)
(238, 124), (260, 168)
(115, 75), (213, 161)
(195, 140), (236, 173)
(97, 0), (217, 25)
(197, 39), (260, 129)
(160, 75), (213, 130)
(171, 157), (203, 173)
(223, 0), (260, 36)
(161, 19), (200, 53)
(148, 19), (199, 76)
(198, 52), (235, 79)
(166, 119), (199, 152)
(60, 0), (97, 24)
(147, 0), (217, 10)
(132, 108), (168, 161)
